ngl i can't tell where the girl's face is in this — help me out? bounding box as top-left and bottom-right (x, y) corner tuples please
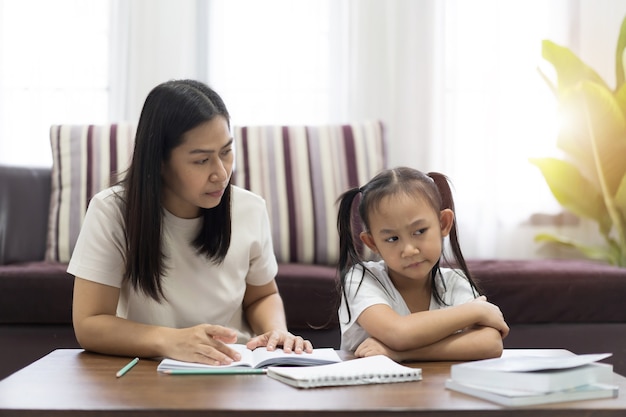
(161, 116), (233, 218)
(360, 192), (454, 288)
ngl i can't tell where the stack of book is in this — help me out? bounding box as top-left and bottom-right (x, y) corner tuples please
(445, 349), (618, 407)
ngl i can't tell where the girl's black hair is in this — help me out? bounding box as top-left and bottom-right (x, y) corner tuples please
(336, 166), (480, 322)
(120, 79), (232, 302)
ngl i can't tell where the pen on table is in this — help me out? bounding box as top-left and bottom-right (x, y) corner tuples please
(116, 357), (139, 378)
(163, 368), (267, 375)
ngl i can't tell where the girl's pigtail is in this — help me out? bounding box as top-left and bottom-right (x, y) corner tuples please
(337, 187), (363, 279)
(335, 187), (364, 324)
(428, 172), (481, 294)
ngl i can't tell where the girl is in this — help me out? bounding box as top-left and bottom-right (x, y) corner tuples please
(337, 167), (509, 361)
(69, 79), (312, 366)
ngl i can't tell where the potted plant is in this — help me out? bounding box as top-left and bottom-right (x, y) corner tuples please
(530, 16), (626, 267)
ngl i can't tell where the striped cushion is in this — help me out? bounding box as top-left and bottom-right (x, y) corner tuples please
(233, 121), (386, 265)
(46, 124), (136, 262)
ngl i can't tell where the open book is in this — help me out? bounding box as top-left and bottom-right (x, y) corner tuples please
(157, 344), (342, 374)
(266, 355), (423, 388)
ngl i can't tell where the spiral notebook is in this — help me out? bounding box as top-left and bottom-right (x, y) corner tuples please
(266, 355), (422, 388)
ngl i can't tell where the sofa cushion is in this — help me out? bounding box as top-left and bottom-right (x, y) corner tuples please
(471, 259), (626, 324)
(46, 124), (136, 262)
(233, 121), (386, 265)
(0, 165), (51, 265)
(0, 261), (73, 323)
(45, 122), (386, 266)
(276, 263), (339, 331)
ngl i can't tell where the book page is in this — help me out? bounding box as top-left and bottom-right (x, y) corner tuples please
(461, 352), (612, 373)
(156, 344), (342, 372)
(157, 344), (256, 371)
(251, 347), (341, 368)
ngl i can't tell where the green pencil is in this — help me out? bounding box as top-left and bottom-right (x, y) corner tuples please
(116, 357), (139, 378)
(163, 368), (267, 375)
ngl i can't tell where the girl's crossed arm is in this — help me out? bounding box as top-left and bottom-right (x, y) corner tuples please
(356, 297), (509, 357)
(355, 326), (504, 361)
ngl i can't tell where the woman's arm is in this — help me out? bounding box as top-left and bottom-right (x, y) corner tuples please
(357, 297), (509, 352)
(243, 280), (313, 353)
(355, 326), (504, 362)
(72, 277), (241, 365)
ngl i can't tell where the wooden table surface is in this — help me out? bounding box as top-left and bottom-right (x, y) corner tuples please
(1, 349), (626, 417)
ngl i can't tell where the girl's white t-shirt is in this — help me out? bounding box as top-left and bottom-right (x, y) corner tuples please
(339, 260), (478, 351)
(67, 185), (278, 343)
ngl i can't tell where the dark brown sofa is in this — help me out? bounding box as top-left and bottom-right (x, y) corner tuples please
(2, 164), (626, 380)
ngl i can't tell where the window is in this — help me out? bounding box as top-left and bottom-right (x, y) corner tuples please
(207, 0), (332, 126)
(438, 0), (574, 258)
(0, 0), (110, 166)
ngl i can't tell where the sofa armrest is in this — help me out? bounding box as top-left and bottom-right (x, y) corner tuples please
(276, 263), (339, 330)
(0, 165), (51, 264)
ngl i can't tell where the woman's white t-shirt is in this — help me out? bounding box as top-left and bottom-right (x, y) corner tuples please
(67, 185), (278, 343)
(339, 260), (478, 351)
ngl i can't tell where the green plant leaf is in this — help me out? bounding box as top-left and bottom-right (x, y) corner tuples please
(536, 17), (626, 266)
(614, 83), (626, 118)
(542, 40), (608, 94)
(556, 81), (626, 196)
(615, 174), (626, 225)
(535, 233), (617, 264)
(615, 15), (626, 89)
(529, 157), (612, 235)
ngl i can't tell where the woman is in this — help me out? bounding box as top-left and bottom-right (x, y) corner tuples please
(69, 79), (312, 366)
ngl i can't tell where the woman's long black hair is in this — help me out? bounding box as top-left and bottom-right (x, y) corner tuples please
(120, 79), (232, 302)
(336, 166), (480, 321)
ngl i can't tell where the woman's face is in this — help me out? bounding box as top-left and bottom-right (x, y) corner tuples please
(161, 116), (233, 218)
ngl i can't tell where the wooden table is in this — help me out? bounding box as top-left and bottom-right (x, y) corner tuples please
(1, 349), (626, 416)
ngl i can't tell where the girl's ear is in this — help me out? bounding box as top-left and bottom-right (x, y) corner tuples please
(359, 231), (379, 253)
(439, 208), (455, 237)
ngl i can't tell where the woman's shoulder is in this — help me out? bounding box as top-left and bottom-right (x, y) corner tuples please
(89, 185), (124, 208)
(231, 184), (264, 202)
(82, 185), (126, 225)
(231, 185), (267, 211)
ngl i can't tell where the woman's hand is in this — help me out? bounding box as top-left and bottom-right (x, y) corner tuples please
(246, 330), (313, 354)
(243, 281), (313, 354)
(162, 324), (240, 366)
(74, 278), (243, 363)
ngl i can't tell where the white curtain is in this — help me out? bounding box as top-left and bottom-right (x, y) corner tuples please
(2, 0), (625, 259)
(0, 0), (110, 167)
(439, 0), (626, 259)
(110, 0), (626, 260)
(108, 0), (208, 122)
(330, 0), (626, 259)
(331, 0), (438, 172)
(435, 0), (574, 259)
